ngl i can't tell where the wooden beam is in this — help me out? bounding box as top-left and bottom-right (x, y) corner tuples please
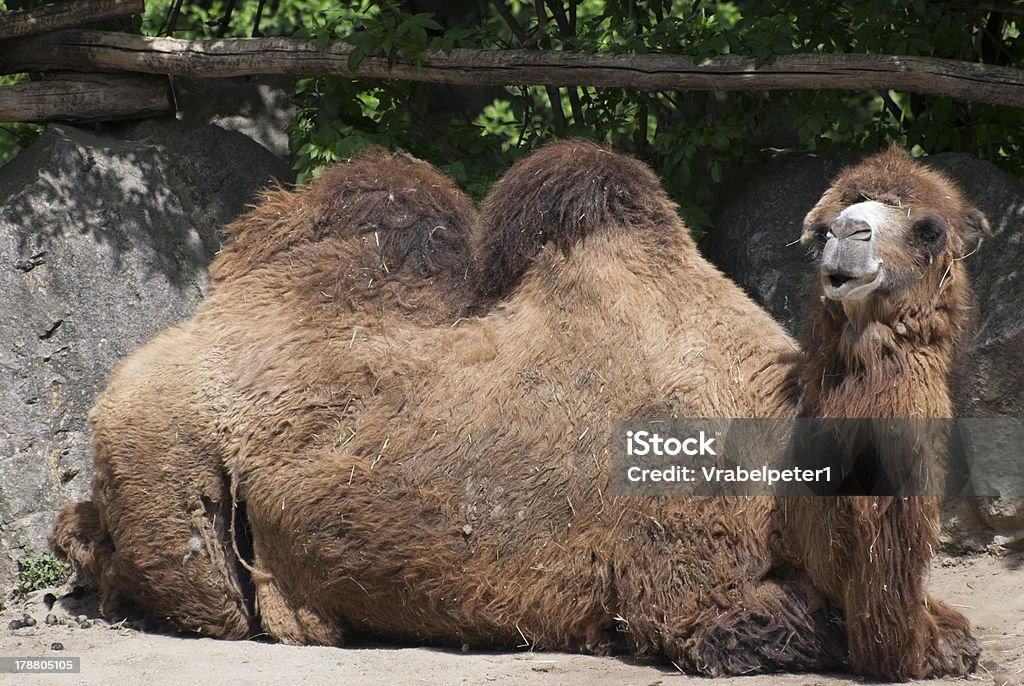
(2, 30), (1024, 108)
(0, 0), (143, 40)
(0, 73), (173, 123)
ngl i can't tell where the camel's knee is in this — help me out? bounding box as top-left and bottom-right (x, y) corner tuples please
(56, 462), (255, 640)
(254, 577), (343, 646)
(666, 580), (847, 676)
(103, 498), (254, 639)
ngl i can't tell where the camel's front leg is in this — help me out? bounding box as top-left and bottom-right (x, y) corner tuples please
(784, 495), (977, 679)
(611, 514), (847, 676)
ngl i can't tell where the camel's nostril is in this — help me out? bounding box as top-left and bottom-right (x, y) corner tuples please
(829, 274), (853, 289)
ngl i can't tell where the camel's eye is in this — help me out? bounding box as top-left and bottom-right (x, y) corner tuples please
(914, 216), (946, 243)
(803, 221), (830, 262)
(810, 221), (830, 245)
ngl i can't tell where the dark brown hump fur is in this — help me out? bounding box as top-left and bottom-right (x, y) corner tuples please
(211, 148), (476, 293)
(473, 139), (684, 302)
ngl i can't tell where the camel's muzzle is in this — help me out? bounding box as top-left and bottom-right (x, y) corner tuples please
(818, 200), (890, 301)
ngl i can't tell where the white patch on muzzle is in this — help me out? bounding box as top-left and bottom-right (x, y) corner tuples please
(821, 200), (891, 302)
(834, 200), (893, 237)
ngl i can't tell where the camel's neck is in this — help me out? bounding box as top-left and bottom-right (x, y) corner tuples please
(797, 288), (966, 420)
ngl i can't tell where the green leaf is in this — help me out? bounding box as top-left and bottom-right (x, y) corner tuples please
(347, 45), (366, 71)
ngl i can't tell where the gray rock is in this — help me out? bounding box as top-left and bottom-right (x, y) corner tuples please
(0, 120), (289, 592)
(934, 153), (1024, 420)
(705, 151), (1024, 546)
(957, 417), (1024, 547)
(171, 76), (296, 160)
(703, 151), (859, 334)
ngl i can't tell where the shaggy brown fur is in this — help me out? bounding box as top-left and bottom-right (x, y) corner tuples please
(53, 149), (477, 638)
(52, 142), (981, 680)
(779, 148), (987, 679)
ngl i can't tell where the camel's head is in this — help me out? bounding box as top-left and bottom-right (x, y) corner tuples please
(800, 147), (989, 312)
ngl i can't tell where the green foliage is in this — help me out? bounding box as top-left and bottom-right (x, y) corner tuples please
(264, 0), (1024, 231)
(5, 0), (1024, 230)
(138, 0), (340, 38)
(15, 554), (71, 595)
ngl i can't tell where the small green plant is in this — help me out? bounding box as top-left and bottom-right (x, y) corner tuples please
(15, 554), (71, 595)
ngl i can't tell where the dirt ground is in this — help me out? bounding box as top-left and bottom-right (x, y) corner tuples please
(1, 552), (1021, 686)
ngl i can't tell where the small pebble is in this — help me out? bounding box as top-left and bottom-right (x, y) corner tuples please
(45, 614), (58, 626)
(8, 619), (23, 630)
(22, 616), (37, 627)
(76, 615), (87, 624)
(79, 620), (92, 629)
(51, 642), (63, 651)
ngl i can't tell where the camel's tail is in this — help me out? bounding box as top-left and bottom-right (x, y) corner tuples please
(50, 500), (113, 583)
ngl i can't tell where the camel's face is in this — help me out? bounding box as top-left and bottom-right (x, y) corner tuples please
(800, 149), (989, 310)
(804, 198), (950, 303)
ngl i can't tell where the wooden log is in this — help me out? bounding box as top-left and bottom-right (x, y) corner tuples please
(0, 73), (173, 123)
(0, 0), (143, 40)
(1, 29), (1024, 108)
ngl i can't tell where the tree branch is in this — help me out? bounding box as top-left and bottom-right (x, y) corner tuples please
(0, 72), (172, 123)
(252, 0), (267, 38)
(543, 0), (572, 38)
(533, 0), (567, 133)
(3, 31), (1024, 109)
(489, 0), (528, 46)
(157, 0), (185, 37)
(544, 0), (584, 124)
(0, 0), (143, 41)
(216, 0), (237, 39)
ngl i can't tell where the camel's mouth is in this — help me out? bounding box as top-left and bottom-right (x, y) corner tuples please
(821, 268), (884, 301)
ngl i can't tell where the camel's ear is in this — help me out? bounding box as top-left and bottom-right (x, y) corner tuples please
(957, 206), (990, 258)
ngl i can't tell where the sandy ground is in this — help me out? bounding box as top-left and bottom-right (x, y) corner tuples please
(0, 553), (1021, 686)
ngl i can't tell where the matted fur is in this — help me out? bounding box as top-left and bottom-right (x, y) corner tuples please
(52, 142), (981, 679)
(51, 149), (477, 638)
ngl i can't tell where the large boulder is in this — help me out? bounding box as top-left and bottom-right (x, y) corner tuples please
(702, 152), (859, 334)
(171, 76), (296, 161)
(704, 151), (1024, 548)
(0, 119), (290, 593)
